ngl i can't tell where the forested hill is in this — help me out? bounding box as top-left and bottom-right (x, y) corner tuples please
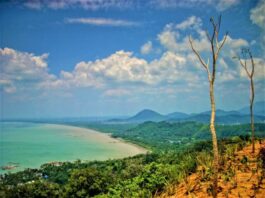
(84, 121), (265, 150)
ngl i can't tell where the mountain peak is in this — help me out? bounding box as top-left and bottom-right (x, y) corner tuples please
(127, 109), (165, 122)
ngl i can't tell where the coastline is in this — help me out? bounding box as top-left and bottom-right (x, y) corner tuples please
(0, 122), (149, 174)
(43, 123), (150, 156)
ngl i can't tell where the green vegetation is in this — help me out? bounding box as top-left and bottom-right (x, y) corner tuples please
(1, 121), (264, 197)
(1, 144), (203, 197)
(81, 121), (265, 150)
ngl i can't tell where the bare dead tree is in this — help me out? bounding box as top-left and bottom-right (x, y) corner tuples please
(189, 15), (228, 198)
(236, 48), (255, 153)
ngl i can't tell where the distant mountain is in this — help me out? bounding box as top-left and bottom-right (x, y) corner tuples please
(106, 101), (265, 124)
(199, 109), (242, 116)
(238, 101), (265, 116)
(127, 109), (165, 122)
(107, 110), (188, 123)
(182, 104), (265, 124)
(183, 114), (265, 124)
(166, 112), (189, 119)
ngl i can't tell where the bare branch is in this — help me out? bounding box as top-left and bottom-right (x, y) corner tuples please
(206, 31), (211, 42)
(238, 56), (251, 78)
(189, 36), (209, 71)
(210, 17), (217, 42)
(216, 32), (228, 59)
(248, 50), (255, 77)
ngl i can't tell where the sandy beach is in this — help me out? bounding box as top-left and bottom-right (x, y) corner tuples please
(42, 123), (149, 157)
(0, 122), (149, 174)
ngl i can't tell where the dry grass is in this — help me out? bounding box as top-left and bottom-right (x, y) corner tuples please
(157, 140), (265, 198)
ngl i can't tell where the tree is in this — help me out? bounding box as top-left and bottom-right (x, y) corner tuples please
(189, 15), (228, 198)
(235, 48), (255, 153)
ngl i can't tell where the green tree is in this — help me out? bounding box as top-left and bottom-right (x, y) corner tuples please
(65, 167), (113, 197)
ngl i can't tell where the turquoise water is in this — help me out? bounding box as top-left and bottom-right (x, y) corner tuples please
(0, 122), (143, 174)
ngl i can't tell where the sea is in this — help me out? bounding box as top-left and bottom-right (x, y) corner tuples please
(0, 122), (144, 174)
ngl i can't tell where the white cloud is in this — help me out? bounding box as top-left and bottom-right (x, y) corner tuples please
(2, 15), (263, 100)
(157, 16), (212, 53)
(150, 0), (241, 11)
(51, 16), (255, 94)
(23, 0), (242, 11)
(65, 18), (139, 27)
(238, 57), (265, 80)
(158, 16), (250, 58)
(140, 41), (153, 54)
(0, 48), (55, 94)
(24, 0), (133, 10)
(175, 16), (202, 30)
(217, 0), (240, 11)
(157, 24), (179, 51)
(24, 1), (42, 9)
(156, 16), (264, 92)
(150, 0), (211, 8)
(58, 50), (193, 86)
(250, 0), (265, 53)
(39, 49), (199, 93)
(250, 0), (265, 28)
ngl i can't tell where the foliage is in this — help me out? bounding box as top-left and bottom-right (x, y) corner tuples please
(2, 181), (62, 198)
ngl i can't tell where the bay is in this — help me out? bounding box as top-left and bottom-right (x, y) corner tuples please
(0, 122), (146, 174)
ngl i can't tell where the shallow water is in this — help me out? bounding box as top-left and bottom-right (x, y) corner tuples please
(0, 122), (145, 174)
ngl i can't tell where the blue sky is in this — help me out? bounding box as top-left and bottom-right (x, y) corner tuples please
(0, 0), (264, 118)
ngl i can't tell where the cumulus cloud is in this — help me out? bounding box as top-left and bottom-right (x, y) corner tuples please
(1, 47), (199, 96)
(250, 0), (265, 27)
(140, 41), (153, 54)
(158, 24), (179, 52)
(175, 16), (202, 30)
(158, 16), (249, 57)
(0, 48), (55, 94)
(216, 0), (241, 11)
(65, 18), (139, 27)
(157, 16), (213, 53)
(2, 15), (263, 101)
(156, 15), (264, 91)
(48, 50), (194, 88)
(250, 0), (265, 53)
(238, 57), (265, 80)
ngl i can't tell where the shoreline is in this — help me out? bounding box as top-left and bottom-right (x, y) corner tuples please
(41, 123), (149, 155)
(0, 122), (149, 174)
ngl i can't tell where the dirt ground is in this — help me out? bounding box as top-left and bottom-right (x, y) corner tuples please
(159, 141), (265, 198)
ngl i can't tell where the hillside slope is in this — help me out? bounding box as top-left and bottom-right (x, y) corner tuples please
(159, 141), (265, 198)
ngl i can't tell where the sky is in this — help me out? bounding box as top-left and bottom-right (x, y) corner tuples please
(0, 0), (264, 119)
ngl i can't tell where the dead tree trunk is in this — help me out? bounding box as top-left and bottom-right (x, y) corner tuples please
(237, 49), (255, 153)
(250, 77), (255, 153)
(189, 15), (228, 198)
(210, 82), (219, 195)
